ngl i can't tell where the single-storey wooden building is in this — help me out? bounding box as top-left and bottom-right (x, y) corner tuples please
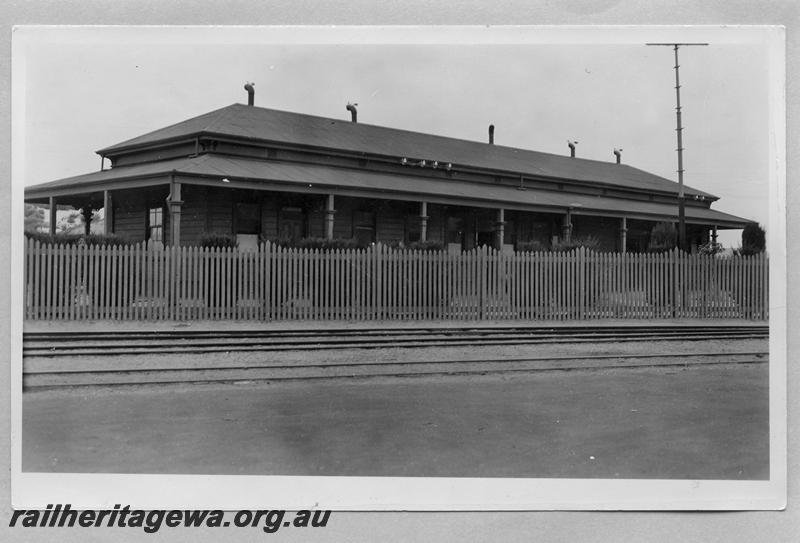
(25, 87), (752, 252)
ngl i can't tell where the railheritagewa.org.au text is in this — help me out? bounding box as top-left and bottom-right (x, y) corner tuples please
(10, 504), (331, 534)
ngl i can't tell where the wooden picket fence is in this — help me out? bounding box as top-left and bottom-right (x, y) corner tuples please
(23, 239), (769, 322)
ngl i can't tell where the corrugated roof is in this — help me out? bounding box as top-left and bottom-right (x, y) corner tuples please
(25, 154), (751, 228)
(97, 103), (716, 200)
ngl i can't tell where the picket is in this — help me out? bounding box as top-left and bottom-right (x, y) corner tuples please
(23, 242), (770, 322)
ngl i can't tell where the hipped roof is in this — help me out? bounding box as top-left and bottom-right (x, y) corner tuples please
(97, 103), (716, 200)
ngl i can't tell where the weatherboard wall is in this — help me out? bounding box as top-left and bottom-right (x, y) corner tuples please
(104, 181), (713, 252)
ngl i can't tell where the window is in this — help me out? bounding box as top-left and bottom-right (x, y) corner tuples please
(405, 215), (421, 243)
(147, 207), (163, 242)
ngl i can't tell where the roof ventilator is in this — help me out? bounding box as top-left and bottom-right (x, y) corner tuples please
(346, 102), (358, 123)
(244, 82), (255, 106)
(567, 140), (578, 157)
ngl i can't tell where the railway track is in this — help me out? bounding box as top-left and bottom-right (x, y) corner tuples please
(22, 349), (769, 389)
(23, 324), (768, 358)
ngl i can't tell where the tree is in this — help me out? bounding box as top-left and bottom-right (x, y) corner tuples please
(741, 223), (766, 255)
(648, 222), (677, 252)
(57, 209), (82, 233)
(24, 204), (46, 232)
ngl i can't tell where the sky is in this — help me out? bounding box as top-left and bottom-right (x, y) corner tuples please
(15, 26), (777, 248)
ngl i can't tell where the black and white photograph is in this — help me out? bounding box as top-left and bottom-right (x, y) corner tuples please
(9, 25), (785, 511)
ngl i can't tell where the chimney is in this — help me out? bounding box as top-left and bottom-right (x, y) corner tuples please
(244, 82), (255, 106)
(489, 124), (495, 145)
(567, 140), (578, 158)
(613, 148), (623, 164)
(346, 102), (358, 123)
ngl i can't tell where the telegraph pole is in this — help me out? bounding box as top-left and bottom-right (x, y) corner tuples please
(646, 42), (707, 251)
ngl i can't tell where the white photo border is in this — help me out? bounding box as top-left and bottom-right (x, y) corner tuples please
(10, 24), (787, 511)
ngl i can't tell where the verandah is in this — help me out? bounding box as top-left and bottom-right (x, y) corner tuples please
(24, 240), (769, 322)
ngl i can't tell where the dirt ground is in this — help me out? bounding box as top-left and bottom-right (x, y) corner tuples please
(22, 361), (769, 479)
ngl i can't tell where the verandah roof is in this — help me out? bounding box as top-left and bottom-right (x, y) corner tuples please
(25, 154), (752, 229)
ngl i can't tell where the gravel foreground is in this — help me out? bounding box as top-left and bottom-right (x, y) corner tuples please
(22, 358), (769, 479)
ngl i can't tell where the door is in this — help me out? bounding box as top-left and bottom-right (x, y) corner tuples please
(235, 202), (260, 250)
(278, 207), (306, 242)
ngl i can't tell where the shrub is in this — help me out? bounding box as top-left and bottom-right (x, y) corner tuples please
(515, 240), (549, 253)
(648, 222), (677, 252)
(263, 237), (359, 251)
(404, 240), (444, 252)
(82, 234), (136, 247)
(698, 240), (725, 256)
(552, 235), (601, 252)
(25, 231), (73, 245)
(379, 240), (444, 251)
(741, 223), (766, 255)
(200, 233), (239, 248)
(515, 236), (601, 253)
(24, 231), (135, 246)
